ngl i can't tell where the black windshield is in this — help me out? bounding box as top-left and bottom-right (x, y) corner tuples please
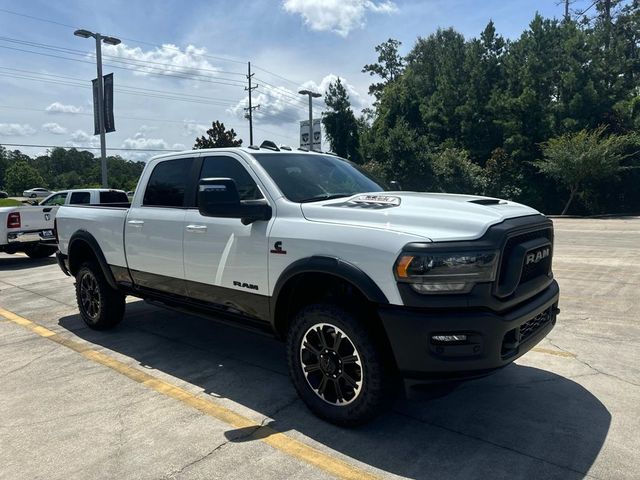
(252, 153), (384, 203)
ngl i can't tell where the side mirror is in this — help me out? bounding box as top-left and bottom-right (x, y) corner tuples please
(197, 178), (272, 225)
(389, 180), (402, 191)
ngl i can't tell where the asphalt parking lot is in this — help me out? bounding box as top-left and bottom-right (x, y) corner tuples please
(1, 217), (639, 480)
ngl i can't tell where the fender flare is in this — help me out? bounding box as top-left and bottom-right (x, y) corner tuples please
(67, 230), (118, 290)
(271, 256), (389, 325)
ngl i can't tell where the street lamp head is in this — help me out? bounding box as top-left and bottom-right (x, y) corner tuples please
(299, 89), (322, 98)
(73, 29), (93, 38)
(102, 36), (121, 46)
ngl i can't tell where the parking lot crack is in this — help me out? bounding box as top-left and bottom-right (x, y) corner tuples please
(547, 340), (640, 388)
(0, 344), (59, 379)
(163, 439), (233, 479)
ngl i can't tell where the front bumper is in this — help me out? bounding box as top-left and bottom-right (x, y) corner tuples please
(378, 280), (559, 383)
(7, 229), (55, 244)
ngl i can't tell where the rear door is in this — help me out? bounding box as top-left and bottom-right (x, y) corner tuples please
(182, 154), (272, 318)
(125, 157), (196, 296)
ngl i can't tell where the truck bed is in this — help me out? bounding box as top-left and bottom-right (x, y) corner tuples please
(55, 204), (130, 268)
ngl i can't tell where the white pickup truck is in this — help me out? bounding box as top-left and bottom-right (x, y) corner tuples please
(1, 189), (128, 258)
(55, 146), (560, 425)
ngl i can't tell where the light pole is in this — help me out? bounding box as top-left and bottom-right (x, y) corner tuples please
(298, 89), (321, 151)
(74, 29), (121, 188)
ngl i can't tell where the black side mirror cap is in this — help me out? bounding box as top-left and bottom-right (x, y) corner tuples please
(198, 178), (272, 224)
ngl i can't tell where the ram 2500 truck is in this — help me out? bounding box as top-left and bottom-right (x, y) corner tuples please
(55, 146), (560, 426)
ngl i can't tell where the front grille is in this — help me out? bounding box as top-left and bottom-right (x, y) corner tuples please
(519, 308), (552, 343)
(496, 227), (553, 298)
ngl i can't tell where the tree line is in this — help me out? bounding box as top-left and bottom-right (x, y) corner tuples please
(0, 146), (144, 195)
(322, 1), (639, 215)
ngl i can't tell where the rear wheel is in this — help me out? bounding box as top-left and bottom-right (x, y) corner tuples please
(75, 262), (125, 330)
(286, 303), (396, 426)
(24, 245), (57, 259)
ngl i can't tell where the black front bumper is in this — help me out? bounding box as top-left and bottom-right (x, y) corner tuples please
(378, 280), (559, 383)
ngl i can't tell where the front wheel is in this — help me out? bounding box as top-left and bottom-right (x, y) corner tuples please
(286, 303), (396, 426)
(75, 262), (125, 330)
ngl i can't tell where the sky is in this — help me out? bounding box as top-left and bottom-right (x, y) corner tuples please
(0, 0), (595, 162)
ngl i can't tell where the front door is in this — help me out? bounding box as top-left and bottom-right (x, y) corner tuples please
(183, 154), (272, 319)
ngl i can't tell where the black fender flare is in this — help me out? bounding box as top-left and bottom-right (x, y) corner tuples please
(271, 255), (389, 326)
(67, 230), (118, 290)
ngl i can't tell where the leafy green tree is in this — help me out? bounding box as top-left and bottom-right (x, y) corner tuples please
(362, 38), (405, 101)
(194, 121), (243, 149)
(483, 148), (523, 200)
(322, 78), (362, 163)
(5, 160), (45, 195)
(535, 126), (634, 214)
(431, 148), (485, 194)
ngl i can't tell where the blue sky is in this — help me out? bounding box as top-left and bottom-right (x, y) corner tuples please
(0, 0), (592, 161)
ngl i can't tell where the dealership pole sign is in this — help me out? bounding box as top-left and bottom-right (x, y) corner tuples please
(300, 119), (322, 150)
(92, 73), (115, 135)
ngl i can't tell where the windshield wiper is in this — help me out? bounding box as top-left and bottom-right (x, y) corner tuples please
(299, 194), (351, 203)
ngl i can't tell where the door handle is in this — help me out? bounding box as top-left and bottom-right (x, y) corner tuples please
(127, 219), (144, 227)
(186, 224), (207, 233)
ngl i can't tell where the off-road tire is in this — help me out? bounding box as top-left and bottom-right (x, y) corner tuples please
(286, 303), (396, 426)
(75, 261), (125, 330)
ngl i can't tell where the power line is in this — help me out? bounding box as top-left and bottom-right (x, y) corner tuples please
(0, 8), (307, 92)
(0, 104), (297, 143)
(0, 36), (248, 79)
(0, 142), (181, 152)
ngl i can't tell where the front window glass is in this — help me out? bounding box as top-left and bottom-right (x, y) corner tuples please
(251, 153), (384, 202)
(40, 193), (67, 206)
(200, 156), (263, 201)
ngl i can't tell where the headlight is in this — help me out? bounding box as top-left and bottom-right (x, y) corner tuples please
(394, 250), (499, 294)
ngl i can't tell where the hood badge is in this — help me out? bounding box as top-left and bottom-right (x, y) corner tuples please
(351, 195), (401, 206)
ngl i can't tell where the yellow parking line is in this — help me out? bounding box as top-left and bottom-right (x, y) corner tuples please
(0, 306), (377, 480)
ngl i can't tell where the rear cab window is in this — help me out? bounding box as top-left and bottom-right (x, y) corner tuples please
(100, 191), (129, 203)
(143, 158), (194, 207)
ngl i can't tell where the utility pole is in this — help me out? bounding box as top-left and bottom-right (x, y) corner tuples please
(74, 29), (121, 188)
(244, 62), (260, 146)
(298, 90), (322, 151)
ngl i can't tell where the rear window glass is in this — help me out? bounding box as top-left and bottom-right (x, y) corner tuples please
(143, 158), (194, 207)
(100, 191), (129, 203)
(69, 192), (91, 204)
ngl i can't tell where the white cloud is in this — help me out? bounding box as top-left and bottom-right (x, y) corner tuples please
(42, 122), (68, 135)
(283, 0), (397, 36)
(102, 43), (221, 78)
(0, 123), (37, 136)
(228, 84), (303, 126)
(120, 132), (186, 161)
(66, 129), (100, 149)
(300, 74), (368, 110)
(139, 124), (159, 133)
(45, 102), (82, 114)
(228, 74), (367, 125)
(182, 121), (209, 137)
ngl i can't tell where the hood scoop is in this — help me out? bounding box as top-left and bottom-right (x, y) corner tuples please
(468, 198), (507, 206)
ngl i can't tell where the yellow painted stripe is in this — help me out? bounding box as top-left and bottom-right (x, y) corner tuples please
(0, 306), (378, 480)
(532, 347), (576, 358)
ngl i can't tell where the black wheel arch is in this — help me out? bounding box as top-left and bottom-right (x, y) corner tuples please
(67, 230), (118, 290)
(271, 256), (389, 337)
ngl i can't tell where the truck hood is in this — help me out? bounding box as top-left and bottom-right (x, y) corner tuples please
(300, 192), (542, 241)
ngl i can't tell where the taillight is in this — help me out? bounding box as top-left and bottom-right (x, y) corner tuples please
(7, 212), (20, 229)
(54, 218), (59, 243)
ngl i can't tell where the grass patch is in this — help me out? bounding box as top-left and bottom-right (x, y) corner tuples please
(0, 198), (23, 207)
